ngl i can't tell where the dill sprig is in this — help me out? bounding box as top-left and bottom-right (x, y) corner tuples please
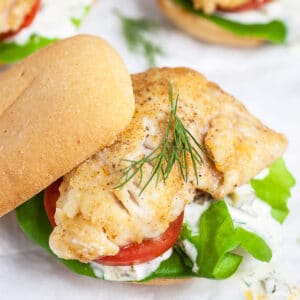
(115, 83), (207, 194)
(116, 12), (163, 67)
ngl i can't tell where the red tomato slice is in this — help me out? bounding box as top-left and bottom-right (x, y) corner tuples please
(44, 178), (62, 227)
(0, 0), (41, 41)
(44, 180), (184, 266)
(220, 0), (272, 12)
(95, 213), (184, 266)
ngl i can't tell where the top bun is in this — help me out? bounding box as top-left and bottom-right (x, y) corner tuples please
(0, 35), (135, 217)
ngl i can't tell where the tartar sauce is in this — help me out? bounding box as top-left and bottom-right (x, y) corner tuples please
(183, 190), (297, 299)
(182, 182), (282, 277)
(90, 248), (173, 281)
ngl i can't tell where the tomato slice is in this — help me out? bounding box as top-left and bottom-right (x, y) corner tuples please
(95, 213), (184, 266)
(44, 178), (62, 227)
(0, 0), (41, 41)
(44, 180), (184, 266)
(220, 0), (272, 12)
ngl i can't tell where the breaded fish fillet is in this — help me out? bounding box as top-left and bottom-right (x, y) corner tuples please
(0, 0), (36, 34)
(192, 0), (249, 13)
(49, 68), (287, 262)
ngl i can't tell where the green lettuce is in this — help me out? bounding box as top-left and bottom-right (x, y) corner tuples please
(0, 36), (55, 64)
(15, 196), (272, 281)
(15, 159), (293, 282)
(179, 201), (271, 279)
(173, 0), (287, 44)
(141, 250), (195, 281)
(251, 158), (296, 223)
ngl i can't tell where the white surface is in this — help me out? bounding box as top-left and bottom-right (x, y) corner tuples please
(1, 0), (300, 299)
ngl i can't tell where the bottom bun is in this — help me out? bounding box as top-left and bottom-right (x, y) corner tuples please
(133, 278), (192, 285)
(157, 0), (263, 47)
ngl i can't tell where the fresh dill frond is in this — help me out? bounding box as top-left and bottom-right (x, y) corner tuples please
(115, 82), (207, 195)
(116, 11), (163, 67)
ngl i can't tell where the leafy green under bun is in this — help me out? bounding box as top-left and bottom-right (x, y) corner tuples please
(172, 0), (287, 44)
(16, 159), (294, 282)
(0, 36), (56, 64)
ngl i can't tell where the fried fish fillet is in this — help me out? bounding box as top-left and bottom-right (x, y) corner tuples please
(192, 0), (249, 13)
(0, 0), (36, 34)
(49, 67), (287, 262)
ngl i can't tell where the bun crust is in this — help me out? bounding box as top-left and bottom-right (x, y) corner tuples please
(157, 0), (263, 47)
(0, 35), (135, 217)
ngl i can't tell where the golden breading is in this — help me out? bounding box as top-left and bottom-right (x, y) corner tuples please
(0, 0), (36, 34)
(49, 67), (287, 263)
(193, 0), (249, 13)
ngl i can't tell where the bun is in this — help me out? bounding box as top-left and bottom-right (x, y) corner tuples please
(157, 0), (263, 47)
(0, 35), (135, 216)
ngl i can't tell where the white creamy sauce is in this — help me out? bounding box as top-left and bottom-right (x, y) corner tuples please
(90, 248), (173, 281)
(217, 0), (300, 45)
(181, 240), (199, 273)
(9, 0), (93, 45)
(183, 201), (210, 233)
(227, 185), (282, 265)
(182, 182), (296, 299)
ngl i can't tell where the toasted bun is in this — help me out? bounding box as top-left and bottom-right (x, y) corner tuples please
(157, 0), (263, 47)
(133, 278), (191, 285)
(0, 35), (135, 217)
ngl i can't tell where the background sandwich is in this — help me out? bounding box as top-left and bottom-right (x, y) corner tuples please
(0, 0), (94, 64)
(157, 0), (287, 47)
(0, 35), (295, 286)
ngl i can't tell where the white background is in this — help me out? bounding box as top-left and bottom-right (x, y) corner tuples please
(0, 1), (300, 299)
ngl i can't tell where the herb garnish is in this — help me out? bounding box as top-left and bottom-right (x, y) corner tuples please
(117, 12), (163, 67)
(115, 83), (207, 194)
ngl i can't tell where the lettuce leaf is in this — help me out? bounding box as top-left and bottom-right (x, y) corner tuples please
(251, 158), (296, 223)
(235, 227), (272, 262)
(0, 36), (55, 64)
(182, 201), (271, 279)
(15, 193), (274, 281)
(173, 0), (287, 43)
(196, 200), (242, 278)
(16, 159), (292, 282)
(141, 249), (196, 281)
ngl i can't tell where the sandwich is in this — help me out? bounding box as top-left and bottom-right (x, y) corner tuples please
(157, 0), (287, 47)
(0, 36), (295, 292)
(0, 0), (94, 64)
